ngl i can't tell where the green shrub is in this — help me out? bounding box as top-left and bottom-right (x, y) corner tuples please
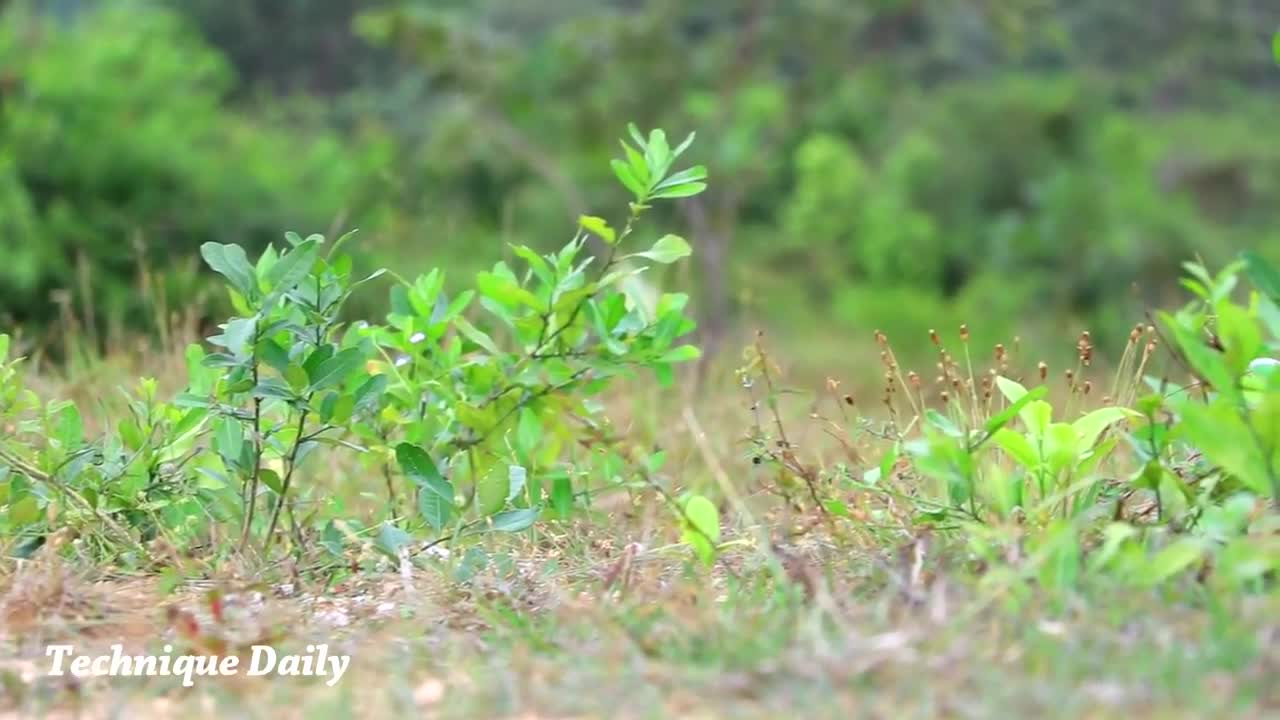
(0, 3), (387, 331)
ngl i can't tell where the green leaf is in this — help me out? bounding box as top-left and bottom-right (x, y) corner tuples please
(657, 345), (702, 363)
(516, 409), (541, 459)
(443, 290), (476, 323)
(611, 159), (646, 199)
(352, 374), (388, 415)
(418, 488), (452, 532)
(1076, 436), (1120, 478)
(990, 377), (1056, 438)
(319, 391), (339, 423)
(627, 123), (647, 149)
(284, 364), (310, 393)
(257, 338), (291, 375)
(672, 131), (696, 159)
(551, 472), (574, 518)
(1011, 399), (1054, 438)
(397, 443), (454, 530)
(622, 139), (650, 184)
(10, 495), (39, 526)
(320, 520), (345, 556)
(925, 409), (963, 438)
(644, 128), (671, 178)
(995, 376), (1028, 404)
(1072, 407), (1135, 451)
(55, 403), (83, 450)
(875, 444), (899, 485)
(993, 428), (1039, 469)
(824, 500), (849, 517)
(454, 316), (501, 356)
(328, 394), (357, 425)
(578, 215), (616, 245)
(511, 245), (553, 285)
(214, 416), (244, 471)
(258, 469), (283, 494)
(328, 228), (360, 258)
(680, 494), (721, 565)
(200, 243), (257, 299)
(489, 508), (539, 532)
(477, 462), (509, 517)
(1043, 423), (1080, 474)
(476, 272), (543, 311)
(264, 238), (319, 298)
(506, 464), (528, 504)
(1137, 538), (1204, 587)
(650, 182), (707, 199)
(1216, 302), (1263, 377)
(308, 348), (366, 391)
(221, 316), (258, 360)
(397, 443), (449, 495)
(631, 235), (692, 265)
(653, 165), (707, 191)
(1274, 29), (1280, 65)
(552, 285), (599, 314)
(374, 522), (412, 560)
(118, 418), (143, 450)
(985, 385), (1048, 434)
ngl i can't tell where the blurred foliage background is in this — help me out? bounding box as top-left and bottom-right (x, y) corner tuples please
(1, 0), (1277, 367)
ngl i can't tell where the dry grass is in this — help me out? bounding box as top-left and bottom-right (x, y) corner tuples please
(2, 521), (1277, 719)
(1, 326), (1277, 719)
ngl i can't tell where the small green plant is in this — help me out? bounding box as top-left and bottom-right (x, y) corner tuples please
(189, 232), (387, 552)
(0, 336), (200, 557)
(362, 125), (709, 556)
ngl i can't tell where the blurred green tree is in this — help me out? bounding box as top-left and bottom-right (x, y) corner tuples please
(0, 2), (390, 333)
(2, 0), (1277, 361)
